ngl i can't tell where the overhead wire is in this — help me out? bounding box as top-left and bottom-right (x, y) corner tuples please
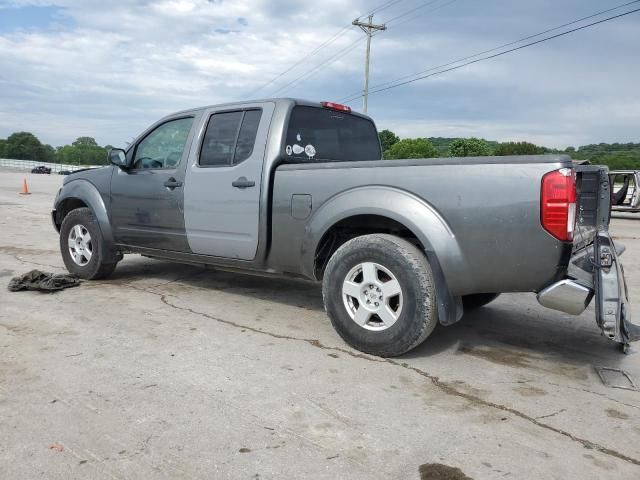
(246, 0), (410, 97)
(339, 6), (640, 103)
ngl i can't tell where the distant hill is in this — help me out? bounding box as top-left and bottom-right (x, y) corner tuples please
(568, 142), (640, 170)
(426, 137), (639, 169)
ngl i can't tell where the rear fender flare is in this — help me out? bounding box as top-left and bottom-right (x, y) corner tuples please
(302, 186), (468, 325)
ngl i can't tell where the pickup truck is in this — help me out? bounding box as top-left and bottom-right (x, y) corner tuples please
(52, 98), (639, 356)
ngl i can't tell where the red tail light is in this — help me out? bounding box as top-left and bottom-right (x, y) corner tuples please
(541, 168), (577, 242)
(321, 101), (351, 113)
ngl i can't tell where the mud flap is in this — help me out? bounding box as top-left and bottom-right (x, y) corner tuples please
(594, 232), (640, 345)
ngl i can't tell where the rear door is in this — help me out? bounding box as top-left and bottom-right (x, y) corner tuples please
(183, 102), (274, 260)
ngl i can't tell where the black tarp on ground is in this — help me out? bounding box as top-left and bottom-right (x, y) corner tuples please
(8, 269), (80, 292)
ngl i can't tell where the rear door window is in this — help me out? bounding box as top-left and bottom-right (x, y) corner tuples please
(199, 109), (262, 167)
(285, 106), (381, 162)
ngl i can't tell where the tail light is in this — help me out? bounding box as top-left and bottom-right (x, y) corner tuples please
(321, 101), (351, 113)
(541, 168), (577, 242)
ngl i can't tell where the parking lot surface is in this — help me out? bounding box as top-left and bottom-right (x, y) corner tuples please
(1, 169), (639, 479)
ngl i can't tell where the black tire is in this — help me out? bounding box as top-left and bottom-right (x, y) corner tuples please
(322, 234), (437, 357)
(59, 207), (117, 280)
(462, 293), (500, 310)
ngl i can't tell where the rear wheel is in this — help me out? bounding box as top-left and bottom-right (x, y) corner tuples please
(462, 293), (500, 310)
(322, 234), (437, 357)
(60, 208), (117, 280)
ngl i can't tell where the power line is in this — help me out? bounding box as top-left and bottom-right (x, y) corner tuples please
(383, 0), (444, 25)
(244, 24), (354, 97)
(341, 0), (640, 100)
(388, 0), (459, 29)
(340, 6), (640, 103)
(267, 26), (391, 97)
(245, 0), (405, 97)
(367, 0), (407, 17)
(377, 0), (640, 91)
(339, 0), (462, 101)
(268, 37), (365, 97)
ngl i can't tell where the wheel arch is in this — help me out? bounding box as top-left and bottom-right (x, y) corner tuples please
(54, 179), (118, 262)
(303, 186), (466, 325)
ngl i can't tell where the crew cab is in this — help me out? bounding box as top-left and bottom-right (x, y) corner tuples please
(52, 99), (639, 356)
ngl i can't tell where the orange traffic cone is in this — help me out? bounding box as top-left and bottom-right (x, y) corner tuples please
(19, 178), (31, 195)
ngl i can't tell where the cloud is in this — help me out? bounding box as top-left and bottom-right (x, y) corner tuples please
(0, 0), (638, 149)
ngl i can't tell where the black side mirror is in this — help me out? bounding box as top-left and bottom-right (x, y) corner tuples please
(109, 148), (128, 169)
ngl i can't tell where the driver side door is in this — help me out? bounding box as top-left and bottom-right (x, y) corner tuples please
(110, 115), (197, 251)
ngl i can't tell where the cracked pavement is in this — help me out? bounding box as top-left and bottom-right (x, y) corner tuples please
(1, 169), (639, 479)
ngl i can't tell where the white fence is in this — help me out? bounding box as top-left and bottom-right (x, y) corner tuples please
(0, 158), (101, 173)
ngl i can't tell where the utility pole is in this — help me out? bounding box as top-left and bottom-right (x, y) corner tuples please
(352, 15), (386, 113)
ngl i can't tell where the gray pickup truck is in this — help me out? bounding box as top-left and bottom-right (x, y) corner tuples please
(52, 98), (639, 356)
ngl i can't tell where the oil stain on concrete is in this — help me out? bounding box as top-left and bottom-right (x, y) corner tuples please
(418, 463), (473, 480)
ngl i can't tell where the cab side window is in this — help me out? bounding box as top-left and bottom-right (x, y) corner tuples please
(199, 109), (262, 167)
(132, 117), (194, 170)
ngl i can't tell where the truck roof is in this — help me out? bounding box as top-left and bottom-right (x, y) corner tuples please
(167, 98), (372, 120)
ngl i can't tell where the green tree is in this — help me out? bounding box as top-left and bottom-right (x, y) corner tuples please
(449, 138), (492, 157)
(494, 141), (547, 156)
(385, 138), (438, 159)
(4, 132), (56, 161)
(0, 139), (6, 158)
(72, 136), (99, 147)
(56, 136), (109, 166)
(378, 129), (399, 152)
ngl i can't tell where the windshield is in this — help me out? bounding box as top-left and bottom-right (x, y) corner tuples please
(285, 106), (381, 162)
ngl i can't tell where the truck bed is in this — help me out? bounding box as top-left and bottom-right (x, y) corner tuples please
(269, 155), (575, 296)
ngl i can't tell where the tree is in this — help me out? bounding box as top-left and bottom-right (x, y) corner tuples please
(0, 139), (6, 158)
(57, 139), (109, 166)
(449, 138), (492, 157)
(494, 141), (547, 156)
(4, 131), (56, 162)
(378, 129), (399, 152)
(72, 136), (99, 147)
(385, 138), (438, 159)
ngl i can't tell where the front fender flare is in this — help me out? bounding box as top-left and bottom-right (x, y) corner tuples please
(54, 179), (117, 261)
(302, 186), (468, 325)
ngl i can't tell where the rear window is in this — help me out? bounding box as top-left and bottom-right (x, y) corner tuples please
(285, 106), (381, 162)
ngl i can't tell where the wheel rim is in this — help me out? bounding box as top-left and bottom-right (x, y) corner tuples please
(67, 224), (92, 266)
(342, 262), (403, 331)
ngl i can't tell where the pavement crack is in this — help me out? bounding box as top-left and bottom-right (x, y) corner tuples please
(536, 408), (567, 420)
(134, 283), (640, 468)
(128, 284), (386, 363)
(386, 359), (640, 467)
(544, 380), (640, 411)
(10, 254), (63, 270)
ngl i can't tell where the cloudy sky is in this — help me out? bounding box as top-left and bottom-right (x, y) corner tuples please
(0, 0), (638, 148)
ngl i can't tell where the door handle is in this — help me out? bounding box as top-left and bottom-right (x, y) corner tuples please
(164, 178), (183, 190)
(232, 176), (256, 189)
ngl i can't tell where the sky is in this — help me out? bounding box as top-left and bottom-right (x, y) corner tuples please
(0, 0), (638, 149)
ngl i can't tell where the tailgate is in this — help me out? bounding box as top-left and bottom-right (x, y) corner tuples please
(538, 164), (640, 348)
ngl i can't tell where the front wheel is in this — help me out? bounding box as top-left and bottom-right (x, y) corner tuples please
(60, 207), (117, 280)
(322, 234), (437, 357)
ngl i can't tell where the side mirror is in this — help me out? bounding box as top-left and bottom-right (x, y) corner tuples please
(109, 148), (128, 169)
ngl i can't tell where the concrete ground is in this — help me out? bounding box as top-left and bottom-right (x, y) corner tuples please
(1, 169), (639, 480)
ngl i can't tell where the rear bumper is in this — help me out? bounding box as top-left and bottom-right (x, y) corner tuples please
(537, 233), (639, 346)
(537, 279), (593, 315)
